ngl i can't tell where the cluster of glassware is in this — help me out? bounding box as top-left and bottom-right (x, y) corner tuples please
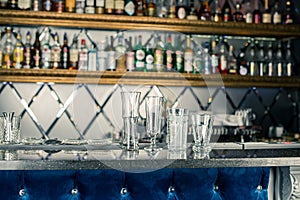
(120, 91), (214, 159)
(0, 112), (21, 144)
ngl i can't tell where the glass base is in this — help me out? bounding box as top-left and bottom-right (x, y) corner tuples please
(144, 145), (162, 154)
(192, 145), (211, 159)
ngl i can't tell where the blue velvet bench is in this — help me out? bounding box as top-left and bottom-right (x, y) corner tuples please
(0, 167), (269, 200)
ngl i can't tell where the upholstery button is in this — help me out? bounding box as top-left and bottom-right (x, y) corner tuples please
(257, 185), (262, 191)
(120, 188), (128, 195)
(71, 188), (78, 195)
(19, 188), (26, 197)
(214, 185), (219, 191)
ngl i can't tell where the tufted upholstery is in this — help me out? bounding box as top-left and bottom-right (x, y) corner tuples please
(0, 167), (269, 200)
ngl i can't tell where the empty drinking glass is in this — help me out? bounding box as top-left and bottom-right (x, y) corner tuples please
(121, 91), (141, 151)
(167, 108), (189, 152)
(144, 96), (164, 153)
(191, 112), (214, 159)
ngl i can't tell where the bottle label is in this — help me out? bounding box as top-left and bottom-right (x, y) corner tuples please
(75, 0), (85, 13)
(70, 49), (79, 62)
(154, 49), (164, 71)
(107, 51), (116, 70)
(286, 63), (292, 76)
(184, 52), (193, 72)
(18, 0), (31, 9)
(175, 50), (183, 71)
(177, 7), (186, 19)
(239, 66), (248, 76)
(43, 0), (52, 11)
(211, 54), (219, 68)
(126, 51), (135, 71)
(78, 51), (88, 70)
(88, 52), (97, 71)
(42, 46), (51, 68)
(86, 0), (94, 6)
(124, 1), (134, 15)
(115, 0), (124, 10)
(273, 13), (281, 24)
(13, 48), (24, 65)
(85, 6), (95, 13)
(220, 55), (227, 71)
(135, 49), (145, 61)
(145, 54), (154, 70)
(262, 13), (271, 23)
(51, 48), (61, 62)
(105, 0), (114, 9)
(166, 50), (174, 70)
(245, 13), (252, 23)
(277, 63), (282, 76)
(96, 0), (104, 7)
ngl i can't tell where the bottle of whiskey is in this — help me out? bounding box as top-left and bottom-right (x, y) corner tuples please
(266, 41), (274, 76)
(65, 0), (75, 12)
(284, 0), (294, 24)
(105, 0), (114, 14)
(248, 41), (258, 76)
(253, 0), (261, 24)
(284, 40), (293, 76)
(115, 32), (126, 71)
(198, 0), (211, 21)
(78, 39), (88, 70)
(275, 41), (283, 76)
(69, 35), (79, 70)
(164, 34), (175, 72)
(262, 0), (271, 24)
(154, 35), (165, 72)
(232, 1), (243, 22)
(31, 30), (41, 69)
(146, 0), (156, 16)
(135, 0), (145, 16)
(272, 1), (281, 24)
(23, 31), (32, 69)
(174, 34), (184, 73)
(210, 39), (219, 74)
(95, 0), (105, 13)
(51, 33), (61, 69)
(257, 41), (266, 76)
(61, 33), (70, 69)
(124, 0), (135, 16)
(176, 0), (187, 19)
(134, 35), (145, 71)
(244, 1), (252, 24)
(85, 0), (96, 13)
(184, 35), (193, 73)
(218, 43), (228, 74)
(222, 0), (231, 22)
(41, 31), (51, 69)
(114, 0), (124, 14)
(13, 31), (24, 69)
(228, 45), (237, 74)
(211, 0), (222, 22)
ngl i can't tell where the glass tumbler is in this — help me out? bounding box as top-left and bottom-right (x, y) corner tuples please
(191, 112), (214, 159)
(121, 91), (141, 151)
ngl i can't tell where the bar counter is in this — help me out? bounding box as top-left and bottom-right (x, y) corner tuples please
(0, 142), (299, 171)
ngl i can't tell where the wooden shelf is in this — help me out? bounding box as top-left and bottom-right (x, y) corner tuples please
(1, 69), (299, 88)
(1, 10), (300, 37)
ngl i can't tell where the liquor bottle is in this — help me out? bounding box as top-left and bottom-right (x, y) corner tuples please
(168, 0), (176, 18)
(176, 0), (187, 19)
(85, 0), (95, 13)
(210, 39), (219, 74)
(88, 44), (98, 71)
(174, 35), (184, 72)
(184, 35), (193, 73)
(95, 0), (104, 13)
(125, 36), (135, 71)
(237, 42), (249, 76)
(69, 35), (78, 70)
(65, 0), (75, 12)
(198, 0), (211, 21)
(284, 0), (294, 25)
(31, 30), (41, 69)
(61, 33), (70, 70)
(52, 0), (64, 13)
(262, 0), (271, 24)
(124, 0), (135, 16)
(97, 40), (107, 71)
(154, 35), (165, 72)
(32, 0), (41, 11)
(145, 43), (154, 71)
(186, 0), (197, 20)
(105, 36), (116, 71)
(105, 0), (114, 14)
(23, 31), (31, 69)
(41, 31), (51, 69)
(42, 0), (52, 11)
(146, 0), (156, 16)
(13, 31), (24, 69)
(115, 32), (126, 71)
(253, 0), (261, 24)
(0, 0), (8, 9)
(51, 33), (61, 69)
(193, 47), (204, 74)
(244, 1), (252, 24)
(134, 35), (145, 71)
(135, 0), (145, 16)
(211, 0), (222, 22)
(78, 39), (88, 70)
(257, 41), (266, 76)
(232, 1), (243, 22)
(248, 41), (258, 76)
(8, 0), (17, 9)
(284, 41), (293, 76)
(222, 0), (231, 22)
(114, 0), (124, 14)
(75, 0), (85, 13)
(228, 45), (237, 74)
(164, 34), (175, 72)
(198, 42), (211, 74)
(275, 41), (283, 76)
(218, 43), (228, 74)
(272, 1), (281, 24)
(157, 0), (168, 18)
(17, 0), (31, 10)
(266, 42), (274, 76)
